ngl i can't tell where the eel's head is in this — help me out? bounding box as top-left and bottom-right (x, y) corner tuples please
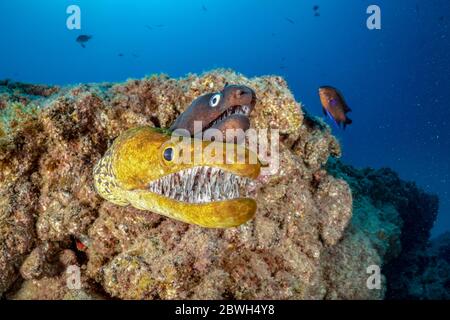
(170, 84), (257, 142)
(93, 126), (260, 228)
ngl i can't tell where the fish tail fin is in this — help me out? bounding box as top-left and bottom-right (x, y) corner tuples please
(343, 118), (353, 130)
(81, 43), (86, 48)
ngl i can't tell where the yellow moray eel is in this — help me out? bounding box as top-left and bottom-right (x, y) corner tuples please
(93, 126), (260, 228)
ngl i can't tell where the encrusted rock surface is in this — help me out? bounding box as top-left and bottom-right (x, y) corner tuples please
(0, 70), (442, 299)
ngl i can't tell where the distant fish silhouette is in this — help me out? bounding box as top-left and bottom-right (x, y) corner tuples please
(118, 53), (124, 57)
(285, 17), (295, 24)
(313, 5), (320, 16)
(76, 35), (92, 48)
(318, 86), (352, 129)
(145, 24), (164, 31)
(202, 4), (207, 11)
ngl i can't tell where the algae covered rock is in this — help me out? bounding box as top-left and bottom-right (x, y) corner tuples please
(0, 70), (441, 299)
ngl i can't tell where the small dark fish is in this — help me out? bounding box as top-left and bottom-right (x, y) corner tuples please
(313, 5), (320, 16)
(146, 24), (164, 30)
(202, 4), (207, 11)
(76, 34), (92, 48)
(118, 53), (124, 57)
(285, 17), (295, 24)
(439, 16), (445, 21)
(318, 86), (352, 129)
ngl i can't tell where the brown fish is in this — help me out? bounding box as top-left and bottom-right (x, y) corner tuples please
(318, 86), (352, 129)
(170, 84), (256, 143)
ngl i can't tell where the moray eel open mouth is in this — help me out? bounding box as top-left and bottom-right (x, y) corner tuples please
(94, 126), (260, 228)
(148, 166), (256, 203)
(203, 104), (253, 132)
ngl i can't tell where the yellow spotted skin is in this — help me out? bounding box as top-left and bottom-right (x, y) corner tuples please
(93, 126), (260, 228)
(93, 148), (128, 206)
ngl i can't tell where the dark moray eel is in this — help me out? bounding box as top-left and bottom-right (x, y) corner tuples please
(170, 84), (256, 143)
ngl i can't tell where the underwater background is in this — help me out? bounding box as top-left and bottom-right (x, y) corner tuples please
(0, 0), (449, 237)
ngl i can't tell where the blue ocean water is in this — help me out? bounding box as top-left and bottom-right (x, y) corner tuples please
(0, 0), (449, 236)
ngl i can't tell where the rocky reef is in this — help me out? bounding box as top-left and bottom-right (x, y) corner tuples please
(0, 70), (444, 299)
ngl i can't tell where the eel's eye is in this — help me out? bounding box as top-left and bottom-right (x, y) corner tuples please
(209, 93), (221, 107)
(163, 147), (174, 161)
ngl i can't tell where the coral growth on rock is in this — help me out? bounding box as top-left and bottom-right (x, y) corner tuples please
(0, 70), (442, 299)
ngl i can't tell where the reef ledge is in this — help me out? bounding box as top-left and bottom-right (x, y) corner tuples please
(0, 70), (442, 299)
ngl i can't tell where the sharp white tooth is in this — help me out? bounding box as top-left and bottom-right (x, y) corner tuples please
(181, 169), (187, 190)
(210, 168), (217, 188)
(166, 177), (171, 195)
(205, 183), (211, 201)
(195, 187), (200, 203)
(183, 170), (188, 189)
(188, 173), (195, 191)
(187, 168), (195, 191)
(224, 177), (230, 195)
